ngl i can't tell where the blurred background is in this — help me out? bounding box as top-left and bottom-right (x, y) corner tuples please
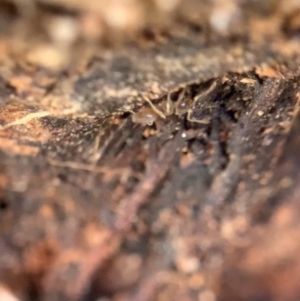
(0, 0), (299, 70)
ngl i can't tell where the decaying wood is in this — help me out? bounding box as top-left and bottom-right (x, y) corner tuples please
(1, 1), (300, 301)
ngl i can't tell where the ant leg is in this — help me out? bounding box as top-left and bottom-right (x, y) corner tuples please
(193, 81), (217, 104)
(186, 81), (217, 123)
(175, 88), (194, 115)
(145, 97), (166, 119)
(166, 93), (175, 116)
(176, 89), (185, 105)
(124, 109), (136, 115)
(186, 109), (210, 124)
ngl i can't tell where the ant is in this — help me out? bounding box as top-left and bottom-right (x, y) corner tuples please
(131, 80), (218, 126)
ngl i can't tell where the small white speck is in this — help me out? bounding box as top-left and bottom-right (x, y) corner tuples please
(257, 111), (264, 116)
(181, 132), (187, 138)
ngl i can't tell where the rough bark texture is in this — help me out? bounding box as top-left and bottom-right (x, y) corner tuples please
(1, 1), (300, 301)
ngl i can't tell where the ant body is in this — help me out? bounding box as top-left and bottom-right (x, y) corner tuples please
(131, 80), (217, 126)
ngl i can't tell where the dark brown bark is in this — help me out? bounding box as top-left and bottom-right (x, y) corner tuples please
(1, 1), (300, 301)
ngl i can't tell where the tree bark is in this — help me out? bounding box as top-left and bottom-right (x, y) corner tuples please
(0, 1), (300, 301)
